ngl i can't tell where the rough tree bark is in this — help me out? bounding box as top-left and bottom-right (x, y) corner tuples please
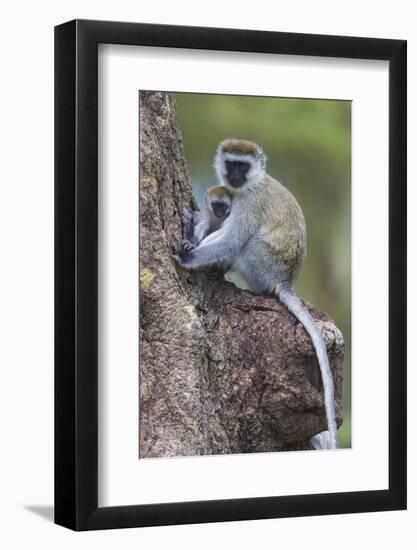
(139, 91), (344, 458)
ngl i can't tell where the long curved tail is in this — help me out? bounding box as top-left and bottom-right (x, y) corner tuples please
(276, 285), (339, 449)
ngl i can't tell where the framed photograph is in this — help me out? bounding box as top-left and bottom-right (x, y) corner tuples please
(55, 19), (406, 530)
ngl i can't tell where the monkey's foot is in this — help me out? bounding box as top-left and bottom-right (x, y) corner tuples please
(318, 321), (344, 352)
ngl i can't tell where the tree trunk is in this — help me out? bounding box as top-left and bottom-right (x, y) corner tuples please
(139, 91), (344, 458)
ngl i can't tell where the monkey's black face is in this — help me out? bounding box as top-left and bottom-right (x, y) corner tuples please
(225, 160), (250, 188)
(211, 200), (230, 219)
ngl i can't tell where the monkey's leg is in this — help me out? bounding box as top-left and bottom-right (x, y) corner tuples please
(180, 209), (198, 251)
(181, 208), (195, 242)
(232, 240), (291, 295)
(181, 209), (210, 251)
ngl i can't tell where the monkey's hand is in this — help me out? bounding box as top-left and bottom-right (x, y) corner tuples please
(181, 239), (196, 252)
(172, 242), (194, 269)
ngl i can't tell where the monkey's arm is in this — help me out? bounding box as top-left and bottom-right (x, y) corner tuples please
(181, 208), (198, 242)
(174, 223), (240, 270)
(195, 217), (212, 242)
(182, 208), (210, 249)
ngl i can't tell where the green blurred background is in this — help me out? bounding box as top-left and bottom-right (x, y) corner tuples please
(176, 93), (351, 448)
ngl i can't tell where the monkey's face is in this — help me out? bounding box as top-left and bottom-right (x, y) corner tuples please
(214, 140), (267, 193)
(224, 160), (250, 188)
(210, 199), (231, 219)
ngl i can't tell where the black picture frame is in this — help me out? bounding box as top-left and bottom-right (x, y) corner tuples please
(55, 19), (407, 531)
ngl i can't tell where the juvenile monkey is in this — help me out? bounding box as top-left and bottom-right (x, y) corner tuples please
(174, 139), (340, 449)
(182, 185), (232, 250)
